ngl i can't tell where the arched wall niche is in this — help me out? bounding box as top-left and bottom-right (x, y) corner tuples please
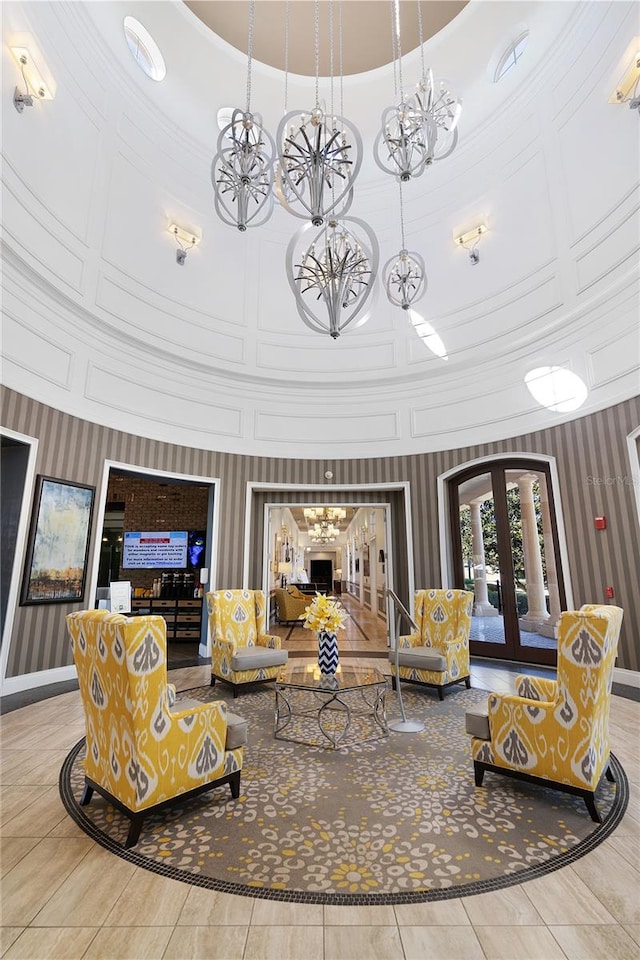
(1, 387), (638, 694)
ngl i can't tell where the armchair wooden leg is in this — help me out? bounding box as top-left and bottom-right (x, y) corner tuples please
(210, 676), (216, 687)
(229, 770), (241, 799)
(437, 687), (444, 701)
(391, 675), (397, 691)
(583, 793), (602, 824)
(465, 677), (471, 689)
(473, 761), (485, 787)
(124, 815), (144, 849)
(80, 783), (94, 806)
(605, 765), (616, 783)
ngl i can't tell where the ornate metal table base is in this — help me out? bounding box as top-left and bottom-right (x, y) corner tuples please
(274, 666), (388, 749)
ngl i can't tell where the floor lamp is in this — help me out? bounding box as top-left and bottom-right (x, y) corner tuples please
(387, 588), (425, 733)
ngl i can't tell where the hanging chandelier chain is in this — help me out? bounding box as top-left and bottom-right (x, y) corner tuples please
(390, 0), (399, 101)
(284, 0), (289, 111)
(394, 0), (404, 102)
(339, 0), (344, 119)
(398, 179), (406, 250)
(329, 0), (334, 122)
(314, 0), (320, 108)
(245, 0), (255, 113)
(417, 0), (426, 80)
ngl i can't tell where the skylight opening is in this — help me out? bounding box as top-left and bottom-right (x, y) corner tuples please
(492, 30), (529, 83)
(525, 366), (588, 412)
(123, 17), (166, 82)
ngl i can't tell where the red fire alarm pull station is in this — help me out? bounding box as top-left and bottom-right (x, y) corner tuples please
(605, 586), (615, 599)
(595, 516), (607, 530)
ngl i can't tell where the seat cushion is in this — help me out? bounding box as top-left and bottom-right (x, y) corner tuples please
(224, 711), (249, 749)
(465, 703), (491, 740)
(230, 646), (288, 672)
(389, 647), (447, 672)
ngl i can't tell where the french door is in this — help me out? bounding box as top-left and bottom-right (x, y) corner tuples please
(449, 459), (566, 667)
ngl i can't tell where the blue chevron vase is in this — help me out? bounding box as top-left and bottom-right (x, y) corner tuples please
(317, 631), (339, 676)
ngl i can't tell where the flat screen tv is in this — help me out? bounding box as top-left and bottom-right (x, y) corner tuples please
(122, 531), (188, 569)
(187, 530), (206, 571)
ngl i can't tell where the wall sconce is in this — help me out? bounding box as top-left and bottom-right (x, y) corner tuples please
(11, 46), (54, 113)
(454, 224), (487, 264)
(169, 223), (201, 265)
(609, 51), (640, 112)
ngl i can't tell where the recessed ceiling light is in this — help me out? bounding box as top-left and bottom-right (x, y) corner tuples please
(525, 366), (588, 412)
(123, 16), (166, 82)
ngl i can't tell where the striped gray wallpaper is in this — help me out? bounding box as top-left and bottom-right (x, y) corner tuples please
(2, 387), (638, 679)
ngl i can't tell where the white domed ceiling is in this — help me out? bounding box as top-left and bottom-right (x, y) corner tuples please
(2, 1), (638, 458)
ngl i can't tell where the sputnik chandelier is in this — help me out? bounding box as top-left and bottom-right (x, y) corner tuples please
(374, 0), (462, 180)
(383, 180), (426, 310)
(275, 1), (361, 225)
(210, 0), (461, 338)
(211, 0), (275, 232)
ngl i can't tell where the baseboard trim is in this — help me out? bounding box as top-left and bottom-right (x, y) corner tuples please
(0, 665), (77, 697)
(613, 667), (640, 689)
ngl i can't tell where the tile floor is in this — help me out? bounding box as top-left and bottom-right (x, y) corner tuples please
(1, 603), (639, 959)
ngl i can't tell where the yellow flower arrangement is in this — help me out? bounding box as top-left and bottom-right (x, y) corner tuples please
(302, 593), (347, 635)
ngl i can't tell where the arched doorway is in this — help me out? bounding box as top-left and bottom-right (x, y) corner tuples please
(448, 458), (568, 667)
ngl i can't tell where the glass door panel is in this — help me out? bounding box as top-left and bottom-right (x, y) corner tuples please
(456, 471), (510, 656)
(451, 460), (561, 666)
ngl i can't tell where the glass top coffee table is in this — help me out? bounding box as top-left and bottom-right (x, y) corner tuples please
(274, 664), (389, 749)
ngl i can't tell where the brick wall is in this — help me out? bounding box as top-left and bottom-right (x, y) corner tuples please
(107, 473), (209, 592)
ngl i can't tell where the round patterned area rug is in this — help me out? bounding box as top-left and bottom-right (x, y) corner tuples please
(60, 684), (628, 905)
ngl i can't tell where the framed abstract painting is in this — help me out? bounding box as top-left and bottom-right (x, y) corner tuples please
(21, 475), (95, 605)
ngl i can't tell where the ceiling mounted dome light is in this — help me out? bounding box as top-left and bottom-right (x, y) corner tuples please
(525, 366), (588, 412)
(286, 217), (379, 339)
(211, 1), (275, 231)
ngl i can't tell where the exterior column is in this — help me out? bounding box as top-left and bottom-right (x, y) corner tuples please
(537, 480), (562, 638)
(470, 500), (499, 617)
(518, 475), (550, 629)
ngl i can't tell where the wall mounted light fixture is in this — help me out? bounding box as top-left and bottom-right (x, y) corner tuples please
(454, 224), (487, 264)
(169, 223), (200, 265)
(609, 51), (640, 112)
(11, 46), (54, 113)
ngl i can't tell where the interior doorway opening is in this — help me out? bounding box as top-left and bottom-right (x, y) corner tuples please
(251, 487), (414, 660)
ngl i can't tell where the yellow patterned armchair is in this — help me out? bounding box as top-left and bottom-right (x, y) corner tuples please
(389, 589), (473, 700)
(66, 609), (246, 848)
(466, 604), (623, 821)
(206, 589), (288, 697)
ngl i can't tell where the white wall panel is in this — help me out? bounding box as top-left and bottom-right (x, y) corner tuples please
(2, 311), (72, 388)
(85, 364), (243, 437)
(256, 338), (395, 376)
(1, 179), (85, 292)
(255, 410), (399, 444)
(587, 322), (640, 387)
(94, 275), (245, 365)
